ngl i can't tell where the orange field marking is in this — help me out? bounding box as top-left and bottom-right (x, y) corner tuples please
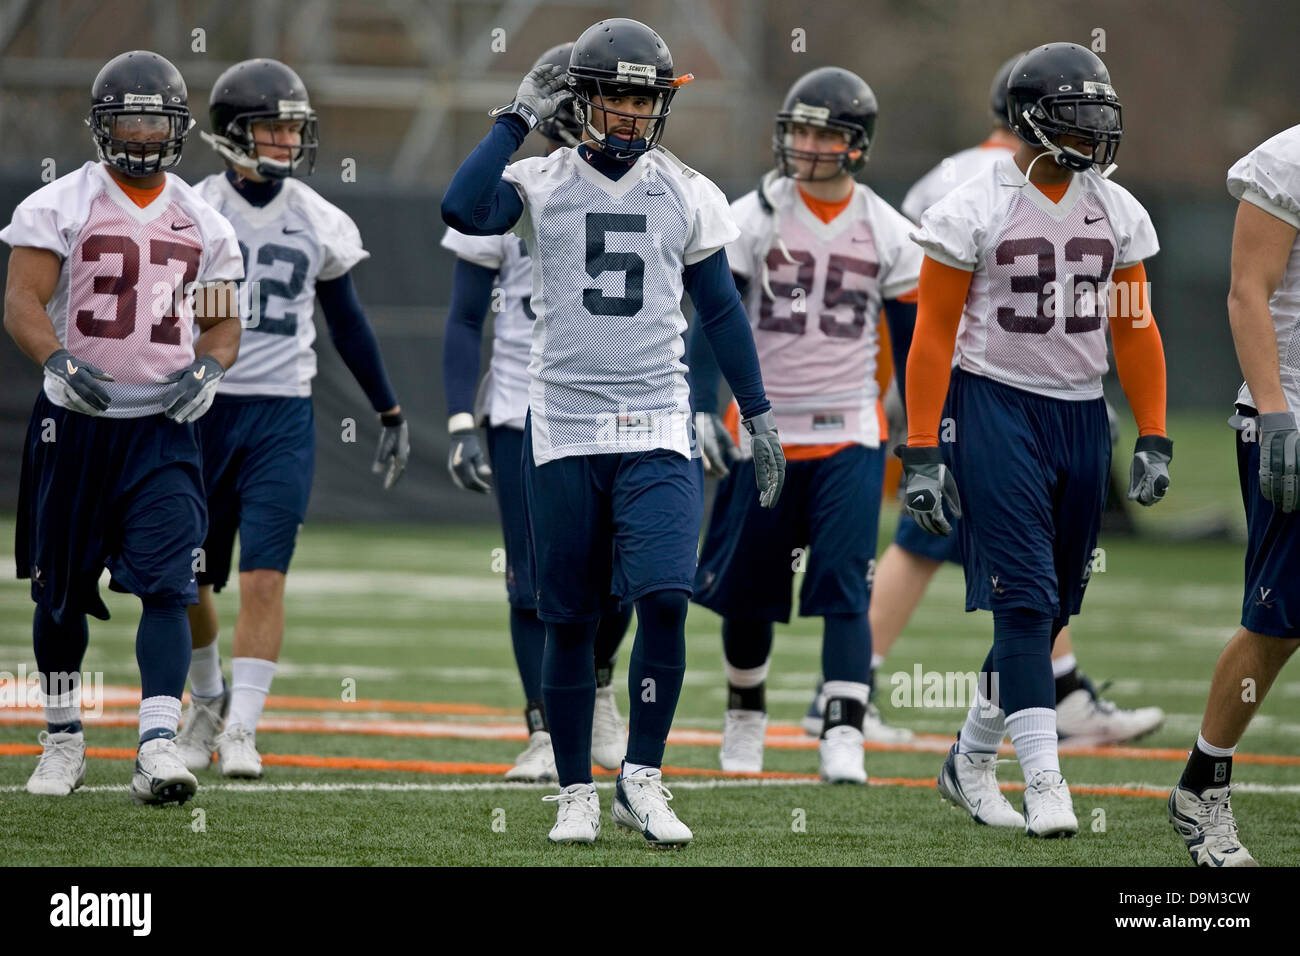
(0, 742), (1178, 798)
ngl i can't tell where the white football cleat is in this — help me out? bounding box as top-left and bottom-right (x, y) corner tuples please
(818, 724), (867, 784)
(719, 709), (768, 773)
(175, 689), (228, 773)
(544, 782), (602, 844)
(1022, 769), (1078, 837)
(862, 700), (914, 744)
(590, 686), (626, 771)
(26, 731), (86, 796)
(612, 767), (693, 847)
(936, 742), (1024, 828)
(216, 724), (263, 779)
(504, 730), (558, 782)
(1057, 679), (1164, 746)
(1168, 785), (1259, 867)
(130, 737), (198, 806)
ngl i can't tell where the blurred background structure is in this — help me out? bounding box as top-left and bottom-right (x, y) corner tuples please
(0, 0), (1295, 522)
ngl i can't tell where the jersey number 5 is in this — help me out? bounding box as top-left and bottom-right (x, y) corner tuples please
(584, 213), (645, 317)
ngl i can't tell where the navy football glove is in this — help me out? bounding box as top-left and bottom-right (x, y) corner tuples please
(489, 63), (570, 131)
(159, 355), (223, 423)
(742, 410), (785, 509)
(448, 427), (492, 493)
(1127, 434), (1173, 506)
(899, 445), (961, 536)
(43, 348), (114, 415)
(1257, 412), (1299, 513)
(374, 412), (410, 490)
(695, 412), (738, 478)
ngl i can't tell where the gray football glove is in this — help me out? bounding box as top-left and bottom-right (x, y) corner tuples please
(489, 64), (571, 131)
(695, 412), (738, 478)
(159, 355), (223, 423)
(374, 413), (410, 490)
(1127, 434), (1173, 506)
(742, 410), (785, 509)
(43, 348), (114, 415)
(449, 428), (492, 493)
(899, 445), (961, 536)
(1257, 412), (1299, 513)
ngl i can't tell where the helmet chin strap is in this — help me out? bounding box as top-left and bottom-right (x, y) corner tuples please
(200, 130), (293, 179)
(1020, 109), (1117, 180)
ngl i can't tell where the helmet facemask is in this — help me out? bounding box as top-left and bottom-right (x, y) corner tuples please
(202, 103), (319, 179)
(571, 78), (676, 159)
(88, 104), (193, 177)
(772, 115), (869, 181)
(1014, 88), (1122, 175)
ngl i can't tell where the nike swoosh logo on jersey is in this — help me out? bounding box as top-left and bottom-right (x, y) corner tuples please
(171, 221), (196, 230)
(646, 190), (666, 197)
(1084, 215), (1105, 224)
(283, 226), (305, 234)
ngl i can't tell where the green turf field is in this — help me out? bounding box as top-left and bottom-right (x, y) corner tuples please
(1, 412), (1296, 866)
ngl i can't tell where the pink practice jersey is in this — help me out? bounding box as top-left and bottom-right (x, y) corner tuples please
(0, 161), (244, 417)
(726, 174), (922, 448)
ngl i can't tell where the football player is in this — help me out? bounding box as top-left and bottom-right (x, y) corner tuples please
(902, 43), (1170, 836)
(172, 58), (409, 779)
(442, 41), (633, 782)
(442, 17), (783, 846)
(3, 51), (243, 804)
(802, 52), (1165, 748)
(1168, 123), (1300, 867)
(688, 67), (919, 780)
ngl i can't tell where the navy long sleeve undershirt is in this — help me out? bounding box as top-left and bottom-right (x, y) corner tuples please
(441, 258), (498, 417)
(440, 116), (528, 235)
(317, 272), (400, 413)
(684, 253), (768, 420)
(881, 297), (917, 400)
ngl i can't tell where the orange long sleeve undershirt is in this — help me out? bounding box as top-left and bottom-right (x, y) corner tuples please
(905, 256), (972, 447)
(1109, 261), (1167, 437)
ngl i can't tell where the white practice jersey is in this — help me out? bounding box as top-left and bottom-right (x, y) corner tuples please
(503, 146), (738, 464)
(912, 154), (1159, 400)
(195, 173), (369, 397)
(0, 161), (243, 418)
(902, 143), (1015, 224)
(440, 227), (534, 430)
(1227, 124), (1300, 414)
(727, 176), (921, 447)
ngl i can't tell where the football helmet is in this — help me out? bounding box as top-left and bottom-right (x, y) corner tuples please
(1007, 43), (1122, 175)
(989, 51), (1026, 127)
(567, 18), (689, 159)
(86, 50), (194, 178)
(773, 67), (876, 181)
(532, 42), (581, 146)
(203, 58), (319, 179)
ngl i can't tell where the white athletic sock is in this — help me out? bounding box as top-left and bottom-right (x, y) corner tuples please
(1051, 653), (1078, 679)
(43, 676), (82, 729)
(957, 692), (1005, 753)
(189, 639), (224, 699)
(1196, 732), (1236, 758)
(227, 657), (277, 735)
(724, 658), (769, 688)
(622, 761), (655, 777)
(139, 695), (182, 740)
(1006, 707), (1059, 778)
